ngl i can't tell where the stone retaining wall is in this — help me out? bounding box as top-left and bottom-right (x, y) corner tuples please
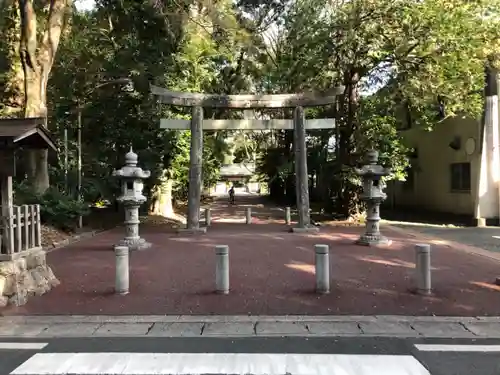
(0, 250), (59, 307)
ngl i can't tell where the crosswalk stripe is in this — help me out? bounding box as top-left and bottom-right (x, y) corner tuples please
(415, 344), (500, 352)
(10, 352), (431, 375)
(0, 343), (48, 350)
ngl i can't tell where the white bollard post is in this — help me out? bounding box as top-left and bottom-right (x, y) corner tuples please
(114, 245), (129, 295)
(315, 244), (330, 294)
(245, 207), (252, 224)
(205, 208), (211, 226)
(415, 244), (431, 294)
(215, 245), (229, 294)
(285, 207), (291, 225)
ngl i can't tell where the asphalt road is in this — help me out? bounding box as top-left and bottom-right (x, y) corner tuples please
(386, 222), (500, 253)
(1, 336), (500, 375)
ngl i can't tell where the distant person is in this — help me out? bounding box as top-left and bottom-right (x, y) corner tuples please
(228, 185), (235, 204)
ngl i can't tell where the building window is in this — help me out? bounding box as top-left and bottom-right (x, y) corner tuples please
(402, 167), (415, 191)
(450, 162), (471, 192)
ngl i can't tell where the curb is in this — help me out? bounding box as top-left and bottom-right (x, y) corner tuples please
(1, 314), (499, 324)
(1, 315), (500, 338)
(44, 230), (104, 253)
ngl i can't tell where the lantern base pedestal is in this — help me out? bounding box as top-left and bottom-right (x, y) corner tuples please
(116, 237), (152, 251)
(355, 234), (392, 247)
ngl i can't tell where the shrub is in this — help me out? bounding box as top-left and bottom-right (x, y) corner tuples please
(14, 182), (90, 231)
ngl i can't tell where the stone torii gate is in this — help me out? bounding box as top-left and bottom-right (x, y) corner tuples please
(151, 85), (344, 233)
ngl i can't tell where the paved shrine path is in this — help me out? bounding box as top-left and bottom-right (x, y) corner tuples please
(201, 193), (291, 224)
(2, 194), (500, 316)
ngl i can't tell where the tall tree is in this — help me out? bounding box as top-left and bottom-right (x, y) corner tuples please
(256, 0), (500, 217)
(46, 0), (248, 218)
(16, 0), (73, 192)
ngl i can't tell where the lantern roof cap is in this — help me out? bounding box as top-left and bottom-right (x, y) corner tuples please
(125, 147), (138, 166)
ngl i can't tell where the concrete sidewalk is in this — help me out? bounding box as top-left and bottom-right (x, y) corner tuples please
(1, 315), (500, 338)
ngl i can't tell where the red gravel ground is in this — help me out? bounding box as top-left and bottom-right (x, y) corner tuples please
(2, 197), (500, 316)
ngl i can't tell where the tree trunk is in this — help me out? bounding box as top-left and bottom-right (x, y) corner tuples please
(19, 0), (72, 193)
(24, 72), (49, 192)
(150, 177), (174, 217)
(284, 129), (294, 204)
(336, 70), (361, 219)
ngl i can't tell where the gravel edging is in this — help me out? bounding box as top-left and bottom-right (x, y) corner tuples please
(44, 230), (102, 253)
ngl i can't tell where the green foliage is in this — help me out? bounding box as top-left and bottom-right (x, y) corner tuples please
(358, 95), (411, 180)
(5, 0), (498, 221)
(252, 0), (500, 217)
(14, 182), (90, 231)
(0, 1), (22, 117)
(43, 0), (250, 211)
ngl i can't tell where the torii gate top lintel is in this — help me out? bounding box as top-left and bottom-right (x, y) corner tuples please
(150, 84), (345, 109)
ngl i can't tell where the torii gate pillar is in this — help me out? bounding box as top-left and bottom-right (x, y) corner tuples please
(184, 106), (205, 233)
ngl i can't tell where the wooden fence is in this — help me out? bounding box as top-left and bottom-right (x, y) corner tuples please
(0, 204), (42, 261)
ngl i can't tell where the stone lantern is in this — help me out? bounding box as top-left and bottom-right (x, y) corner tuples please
(355, 150), (391, 246)
(113, 148), (152, 250)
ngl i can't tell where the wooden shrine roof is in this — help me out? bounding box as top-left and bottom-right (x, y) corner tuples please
(220, 163), (255, 177)
(0, 118), (57, 151)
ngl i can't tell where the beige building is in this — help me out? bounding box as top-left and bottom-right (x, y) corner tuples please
(387, 92), (500, 224)
(387, 116), (481, 216)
